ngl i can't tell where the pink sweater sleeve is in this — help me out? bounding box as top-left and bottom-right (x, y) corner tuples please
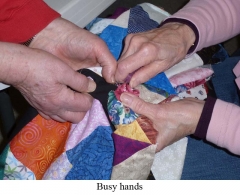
(169, 0), (240, 53)
(207, 99), (240, 155)
(168, 0), (240, 155)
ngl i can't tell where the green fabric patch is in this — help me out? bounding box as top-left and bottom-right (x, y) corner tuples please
(0, 145), (9, 180)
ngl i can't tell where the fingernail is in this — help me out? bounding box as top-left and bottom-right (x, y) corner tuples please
(87, 79), (96, 92)
(111, 76), (115, 84)
(129, 78), (137, 88)
(120, 93), (133, 106)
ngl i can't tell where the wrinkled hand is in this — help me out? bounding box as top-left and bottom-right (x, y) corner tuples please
(1, 43), (95, 123)
(115, 22), (196, 87)
(31, 17), (116, 83)
(120, 93), (204, 152)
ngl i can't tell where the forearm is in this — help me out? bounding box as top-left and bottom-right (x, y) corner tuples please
(0, 42), (32, 86)
(207, 99), (240, 155)
(194, 97), (240, 155)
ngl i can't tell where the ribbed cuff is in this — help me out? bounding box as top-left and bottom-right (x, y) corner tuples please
(159, 18), (199, 54)
(193, 96), (217, 139)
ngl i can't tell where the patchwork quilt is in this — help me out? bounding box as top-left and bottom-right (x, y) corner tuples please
(0, 3), (215, 180)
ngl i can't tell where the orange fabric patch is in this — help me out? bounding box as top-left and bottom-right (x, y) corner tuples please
(10, 115), (71, 179)
(136, 115), (158, 144)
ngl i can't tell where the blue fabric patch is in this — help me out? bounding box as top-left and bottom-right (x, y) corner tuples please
(128, 5), (159, 34)
(212, 44), (229, 62)
(211, 57), (240, 106)
(65, 126), (114, 180)
(100, 25), (128, 60)
(144, 72), (176, 95)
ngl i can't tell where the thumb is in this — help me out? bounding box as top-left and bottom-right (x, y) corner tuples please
(120, 92), (156, 119)
(62, 69), (96, 93)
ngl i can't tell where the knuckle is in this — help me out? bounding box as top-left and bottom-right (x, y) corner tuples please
(125, 34), (134, 43)
(117, 62), (128, 73)
(141, 42), (157, 56)
(132, 99), (146, 114)
(131, 34), (147, 43)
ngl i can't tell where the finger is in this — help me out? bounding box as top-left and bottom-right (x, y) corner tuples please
(58, 88), (93, 112)
(129, 60), (169, 88)
(58, 110), (87, 124)
(38, 111), (51, 120)
(120, 33), (149, 60)
(120, 34), (135, 58)
(115, 43), (157, 83)
(120, 92), (156, 120)
(62, 69), (96, 93)
(100, 55), (117, 84)
(39, 111), (66, 122)
(50, 115), (66, 123)
(95, 40), (117, 83)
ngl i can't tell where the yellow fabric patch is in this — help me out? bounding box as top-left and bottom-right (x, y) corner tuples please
(115, 120), (151, 144)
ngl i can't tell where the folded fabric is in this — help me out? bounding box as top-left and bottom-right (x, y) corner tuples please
(169, 66), (214, 87)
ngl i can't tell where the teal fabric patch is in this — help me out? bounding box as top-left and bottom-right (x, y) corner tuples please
(0, 145), (9, 180)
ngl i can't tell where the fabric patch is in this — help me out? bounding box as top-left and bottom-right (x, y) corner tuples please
(135, 84), (166, 104)
(211, 57), (240, 105)
(151, 137), (188, 180)
(100, 25), (127, 60)
(10, 115), (71, 179)
(112, 133), (150, 166)
(164, 53), (203, 78)
(0, 145), (9, 180)
(111, 10), (130, 28)
(66, 126), (114, 180)
(128, 5), (159, 34)
(115, 120), (151, 144)
(4, 147), (36, 180)
(140, 3), (170, 23)
(65, 99), (110, 151)
(43, 152), (72, 180)
(144, 72), (176, 96)
(169, 67), (213, 87)
(136, 115), (158, 144)
(111, 144), (156, 180)
(88, 18), (114, 35)
(114, 83), (139, 101)
(108, 91), (138, 126)
(178, 84), (207, 100)
(174, 79), (206, 93)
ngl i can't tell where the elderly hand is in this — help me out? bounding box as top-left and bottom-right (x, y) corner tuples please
(115, 22), (196, 87)
(0, 42), (95, 123)
(120, 93), (204, 152)
(30, 17), (117, 83)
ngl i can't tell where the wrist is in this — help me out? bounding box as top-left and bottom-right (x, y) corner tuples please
(162, 22), (196, 53)
(20, 35), (36, 47)
(0, 42), (31, 85)
(160, 18), (199, 54)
